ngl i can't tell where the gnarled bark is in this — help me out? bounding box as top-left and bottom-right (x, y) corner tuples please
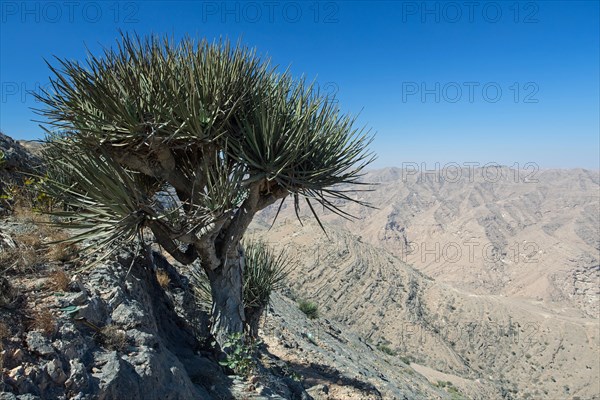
(204, 244), (246, 349)
(149, 180), (288, 349)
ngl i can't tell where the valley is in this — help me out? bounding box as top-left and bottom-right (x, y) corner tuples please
(252, 167), (600, 399)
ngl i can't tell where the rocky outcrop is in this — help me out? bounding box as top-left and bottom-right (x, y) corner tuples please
(0, 133), (43, 215)
(0, 248), (231, 399)
(0, 133), (41, 181)
(0, 133), (40, 171)
(0, 237), (448, 400)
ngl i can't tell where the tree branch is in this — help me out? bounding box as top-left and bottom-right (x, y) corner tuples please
(148, 220), (197, 264)
(258, 183), (289, 209)
(102, 144), (191, 199)
(218, 181), (288, 259)
(151, 142), (192, 199)
(218, 183), (260, 259)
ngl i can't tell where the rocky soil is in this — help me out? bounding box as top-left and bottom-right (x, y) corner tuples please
(0, 217), (452, 400)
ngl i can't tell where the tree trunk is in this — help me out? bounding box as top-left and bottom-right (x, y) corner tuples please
(206, 249), (245, 350)
(244, 305), (265, 339)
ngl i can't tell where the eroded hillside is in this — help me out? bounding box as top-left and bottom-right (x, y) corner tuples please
(251, 219), (600, 400)
(257, 167), (600, 318)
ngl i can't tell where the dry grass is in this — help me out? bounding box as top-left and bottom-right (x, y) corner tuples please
(0, 239), (39, 272)
(156, 270), (171, 289)
(1, 229), (47, 273)
(47, 231), (77, 263)
(0, 278), (17, 308)
(49, 269), (70, 292)
(29, 308), (56, 335)
(99, 325), (128, 352)
(0, 222), (77, 275)
(0, 321), (8, 345)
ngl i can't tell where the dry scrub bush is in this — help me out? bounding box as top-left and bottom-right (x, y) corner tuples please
(0, 238), (40, 273)
(29, 308), (56, 335)
(156, 270), (171, 289)
(0, 226), (77, 275)
(46, 230), (78, 263)
(0, 230), (46, 273)
(49, 269), (70, 292)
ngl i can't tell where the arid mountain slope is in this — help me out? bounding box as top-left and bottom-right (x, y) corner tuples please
(250, 219), (600, 400)
(257, 167), (600, 318)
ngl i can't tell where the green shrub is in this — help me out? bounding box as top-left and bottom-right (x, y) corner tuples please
(399, 355), (413, 364)
(218, 332), (259, 376)
(377, 344), (397, 356)
(243, 239), (290, 311)
(0, 176), (56, 213)
(298, 300), (319, 319)
(243, 239), (291, 337)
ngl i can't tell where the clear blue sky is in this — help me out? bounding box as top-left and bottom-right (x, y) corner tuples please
(1, 1), (598, 169)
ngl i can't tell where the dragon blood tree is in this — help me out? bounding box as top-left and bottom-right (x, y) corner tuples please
(34, 34), (374, 348)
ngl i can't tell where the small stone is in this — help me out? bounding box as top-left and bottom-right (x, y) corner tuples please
(57, 291), (87, 307)
(16, 395), (41, 400)
(76, 296), (107, 326)
(70, 291), (88, 306)
(8, 365), (24, 381)
(307, 383), (330, 395)
(26, 331), (55, 357)
(104, 287), (126, 308)
(65, 359), (89, 393)
(45, 358), (67, 385)
(68, 275), (87, 293)
(112, 302), (143, 326)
